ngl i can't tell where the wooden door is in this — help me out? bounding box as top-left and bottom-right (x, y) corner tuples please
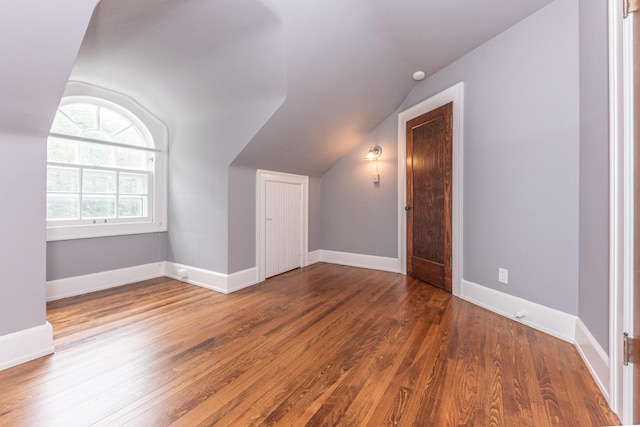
(406, 102), (453, 292)
(265, 180), (302, 278)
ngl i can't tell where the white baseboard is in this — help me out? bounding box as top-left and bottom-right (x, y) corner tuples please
(47, 262), (165, 301)
(460, 280), (576, 342)
(164, 261), (227, 293)
(227, 267), (259, 293)
(0, 322), (54, 371)
(575, 317), (610, 402)
(46, 250), (394, 300)
(307, 250), (321, 265)
(318, 250), (399, 273)
(164, 261), (258, 294)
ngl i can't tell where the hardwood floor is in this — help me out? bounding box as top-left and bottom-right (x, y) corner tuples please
(0, 263), (620, 426)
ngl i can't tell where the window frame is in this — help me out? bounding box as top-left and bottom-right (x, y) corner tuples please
(46, 82), (167, 241)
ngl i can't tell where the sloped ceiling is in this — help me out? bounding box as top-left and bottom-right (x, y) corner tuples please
(0, 1), (99, 137)
(71, 0), (285, 130)
(71, 0), (554, 177)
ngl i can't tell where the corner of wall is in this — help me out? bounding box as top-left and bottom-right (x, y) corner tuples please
(164, 261), (258, 294)
(0, 322), (54, 372)
(575, 317), (611, 403)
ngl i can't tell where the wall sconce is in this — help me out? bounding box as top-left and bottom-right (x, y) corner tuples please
(364, 145), (382, 183)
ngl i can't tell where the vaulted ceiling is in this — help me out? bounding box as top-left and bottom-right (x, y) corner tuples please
(71, 0), (554, 176)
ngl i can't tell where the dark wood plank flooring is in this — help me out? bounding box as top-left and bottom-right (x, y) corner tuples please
(0, 263), (620, 426)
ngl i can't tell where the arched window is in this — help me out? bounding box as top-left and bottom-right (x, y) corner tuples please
(47, 83), (167, 240)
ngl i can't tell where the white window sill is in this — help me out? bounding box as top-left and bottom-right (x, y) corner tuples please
(47, 221), (166, 241)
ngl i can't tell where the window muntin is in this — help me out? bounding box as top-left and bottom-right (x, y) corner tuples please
(47, 95), (163, 237)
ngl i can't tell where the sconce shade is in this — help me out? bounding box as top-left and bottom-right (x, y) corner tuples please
(365, 145), (382, 160)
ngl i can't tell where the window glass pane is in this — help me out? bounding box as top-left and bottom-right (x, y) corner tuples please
(47, 166), (79, 192)
(119, 197), (146, 217)
(83, 170), (116, 194)
(114, 126), (145, 147)
(60, 104), (98, 131)
(47, 94), (162, 236)
(82, 196), (116, 218)
(51, 111), (81, 136)
(119, 173), (147, 194)
(47, 137), (78, 164)
(82, 130), (114, 142)
(79, 141), (115, 167)
(100, 108), (130, 135)
(116, 147), (148, 170)
(47, 195), (79, 220)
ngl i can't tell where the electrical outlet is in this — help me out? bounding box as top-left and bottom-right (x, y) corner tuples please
(498, 268), (508, 284)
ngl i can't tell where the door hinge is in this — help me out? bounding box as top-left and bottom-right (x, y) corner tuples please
(624, 332), (637, 365)
(624, 0), (640, 18)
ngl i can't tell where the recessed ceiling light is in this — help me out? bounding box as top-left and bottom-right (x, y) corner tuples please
(412, 71), (425, 81)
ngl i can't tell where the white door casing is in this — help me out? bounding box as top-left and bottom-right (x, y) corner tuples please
(609, 0), (634, 421)
(397, 82), (464, 296)
(257, 170), (309, 282)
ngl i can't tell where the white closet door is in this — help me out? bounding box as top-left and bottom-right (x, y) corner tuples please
(265, 181), (302, 278)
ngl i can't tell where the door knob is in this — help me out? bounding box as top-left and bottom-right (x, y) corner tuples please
(404, 205), (412, 211)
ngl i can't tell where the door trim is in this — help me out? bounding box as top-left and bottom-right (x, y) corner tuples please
(609, 0), (635, 420)
(256, 170), (309, 283)
(397, 82), (464, 296)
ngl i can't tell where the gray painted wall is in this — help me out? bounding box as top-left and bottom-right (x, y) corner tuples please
(0, 134), (48, 336)
(308, 176), (322, 253)
(321, 0), (581, 315)
(320, 113), (399, 258)
(0, 1), (98, 336)
(164, 34), (286, 274)
(47, 234), (166, 281)
(166, 121), (233, 273)
(228, 165), (257, 273)
(578, 0), (610, 349)
(166, 89), (284, 274)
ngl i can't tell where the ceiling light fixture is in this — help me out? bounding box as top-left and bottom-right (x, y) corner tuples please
(412, 71), (425, 81)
